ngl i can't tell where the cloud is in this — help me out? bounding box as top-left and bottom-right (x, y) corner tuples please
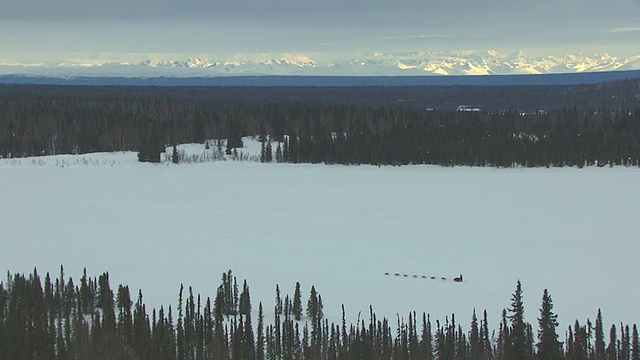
(0, 0), (405, 21)
(607, 27), (640, 33)
(2, 0), (638, 60)
(380, 35), (452, 40)
(0, 0), (271, 21)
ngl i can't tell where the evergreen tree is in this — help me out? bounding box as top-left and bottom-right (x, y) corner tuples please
(536, 289), (562, 360)
(213, 286), (224, 324)
(508, 280), (529, 360)
(133, 289), (152, 359)
(457, 323), (468, 360)
(220, 269), (238, 316)
(233, 278), (239, 316)
(177, 284), (185, 360)
(7, 266), (640, 360)
(283, 137), (290, 162)
(239, 280), (251, 315)
(0, 282), (5, 358)
(498, 307), (511, 359)
(567, 322), (592, 360)
(607, 324), (618, 360)
(631, 324), (639, 360)
(284, 295), (291, 319)
(244, 312), (256, 360)
(184, 287), (195, 360)
(97, 272), (116, 332)
(266, 141), (273, 163)
(225, 138), (233, 155)
(275, 284), (283, 316)
(216, 139), (223, 154)
(274, 307), (282, 358)
(317, 294), (324, 320)
(172, 145), (179, 164)
(469, 308), (482, 360)
(307, 286), (319, 321)
(621, 324), (631, 360)
(293, 282), (303, 321)
(596, 309), (607, 360)
(116, 284), (133, 345)
(257, 302), (265, 360)
(260, 141), (267, 163)
(481, 310), (492, 360)
(421, 312), (434, 360)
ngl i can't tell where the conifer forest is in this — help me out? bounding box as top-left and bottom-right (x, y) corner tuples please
(2, 267), (638, 360)
(1, 79), (640, 359)
(0, 80), (639, 167)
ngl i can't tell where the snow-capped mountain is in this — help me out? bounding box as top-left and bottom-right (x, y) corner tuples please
(2, 51), (640, 77)
(137, 54), (317, 75)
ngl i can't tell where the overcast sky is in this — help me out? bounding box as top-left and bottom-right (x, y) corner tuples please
(1, 0), (639, 63)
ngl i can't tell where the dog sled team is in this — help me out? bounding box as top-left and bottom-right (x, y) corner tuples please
(385, 272), (463, 282)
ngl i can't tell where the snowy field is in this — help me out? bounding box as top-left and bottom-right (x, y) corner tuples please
(2, 138), (639, 333)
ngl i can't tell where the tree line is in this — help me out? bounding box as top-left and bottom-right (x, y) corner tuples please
(272, 109), (639, 167)
(0, 84), (638, 167)
(1, 267), (638, 360)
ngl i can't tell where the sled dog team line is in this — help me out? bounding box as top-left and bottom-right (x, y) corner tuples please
(384, 272), (463, 282)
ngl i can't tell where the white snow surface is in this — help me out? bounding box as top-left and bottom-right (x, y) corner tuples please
(2, 138), (640, 332)
(3, 50), (640, 77)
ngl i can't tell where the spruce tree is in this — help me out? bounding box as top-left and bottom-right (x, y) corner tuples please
(97, 272), (116, 332)
(233, 276), (239, 315)
(0, 282), (5, 358)
(293, 282), (303, 321)
(536, 289), (562, 360)
(508, 280), (528, 360)
(213, 286), (224, 324)
(596, 309), (607, 360)
(284, 295), (291, 319)
(631, 324), (639, 360)
(622, 325), (631, 360)
(244, 311), (256, 360)
(497, 309), (510, 360)
(317, 294), (324, 320)
(226, 138), (233, 155)
(606, 324), (617, 360)
(260, 141), (266, 163)
(239, 280), (251, 315)
(116, 285), (133, 345)
(469, 308), (481, 360)
(266, 141), (273, 163)
(257, 302), (265, 360)
(283, 137), (290, 162)
(133, 289), (152, 359)
(172, 145), (179, 164)
(573, 320), (589, 360)
(177, 285), (185, 360)
(275, 285), (282, 316)
(307, 286), (319, 321)
(481, 310), (492, 360)
(421, 312), (434, 360)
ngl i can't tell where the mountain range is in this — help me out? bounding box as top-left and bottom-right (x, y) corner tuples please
(3, 50), (640, 78)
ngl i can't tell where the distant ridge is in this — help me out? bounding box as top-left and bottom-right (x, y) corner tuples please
(2, 70), (640, 87)
(3, 50), (640, 78)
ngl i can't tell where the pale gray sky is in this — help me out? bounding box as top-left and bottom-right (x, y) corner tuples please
(1, 0), (639, 63)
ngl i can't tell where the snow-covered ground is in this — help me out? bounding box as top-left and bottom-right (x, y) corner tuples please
(2, 138), (639, 333)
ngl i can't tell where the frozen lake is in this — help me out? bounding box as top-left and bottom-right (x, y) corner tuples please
(2, 143), (639, 333)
